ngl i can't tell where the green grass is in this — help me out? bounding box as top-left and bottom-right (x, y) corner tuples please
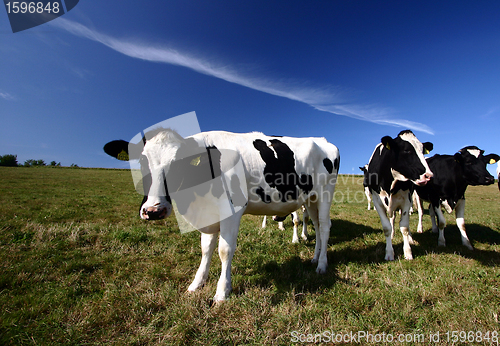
(1, 167), (499, 345)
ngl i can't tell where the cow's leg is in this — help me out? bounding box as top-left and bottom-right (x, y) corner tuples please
(188, 232), (218, 292)
(364, 187), (372, 210)
(307, 203), (321, 264)
(432, 205), (447, 247)
(390, 214), (396, 240)
(261, 215), (267, 229)
(278, 221), (285, 231)
(455, 198), (473, 250)
(429, 204), (439, 234)
(415, 193), (424, 233)
(314, 199), (332, 274)
(372, 192), (395, 261)
(291, 211), (300, 243)
(398, 192), (414, 260)
(301, 206), (309, 241)
(213, 214), (242, 302)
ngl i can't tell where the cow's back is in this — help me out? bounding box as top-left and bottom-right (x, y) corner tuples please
(194, 131), (339, 216)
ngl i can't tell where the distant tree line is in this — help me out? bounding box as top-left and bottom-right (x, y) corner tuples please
(0, 154), (78, 168)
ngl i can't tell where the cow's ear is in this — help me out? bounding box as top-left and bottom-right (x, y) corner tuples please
(381, 136), (394, 150)
(423, 142), (433, 155)
(483, 154), (500, 165)
(104, 140), (132, 161)
(453, 152), (463, 164)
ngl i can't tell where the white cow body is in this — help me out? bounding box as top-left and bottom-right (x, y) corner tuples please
(106, 129), (339, 301)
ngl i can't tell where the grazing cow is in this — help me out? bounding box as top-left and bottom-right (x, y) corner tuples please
(261, 206), (309, 243)
(104, 129), (339, 301)
(414, 146), (500, 249)
(497, 162), (500, 191)
(359, 165), (373, 210)
(365, 130), (433, 260)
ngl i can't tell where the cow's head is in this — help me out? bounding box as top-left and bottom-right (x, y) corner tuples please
(104, 128), (186, 220)
(381, 130), (434, 186)
(454, 146), (500, 186)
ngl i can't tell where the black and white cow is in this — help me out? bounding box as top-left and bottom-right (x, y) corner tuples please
(359, 165), (373, 210)
(497, 162), (500, 191)
(414, 146), (500, 249)
(365, 130), (433, 260)
(104, 129), (339, 301)
(261, 206), (309, 243)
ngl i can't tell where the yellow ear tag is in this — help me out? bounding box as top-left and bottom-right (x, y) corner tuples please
(190, 156), (201, 166)
(489, 158), (497, 164)
(424, 149), (430, 155)
(117, 150), (129, 161)
(385, 143), (391, 150)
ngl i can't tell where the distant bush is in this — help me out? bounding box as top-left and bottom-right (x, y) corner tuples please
(0, 154), (18, 167)
(24, 159), (46, 167)
(1, 155), (68, 168)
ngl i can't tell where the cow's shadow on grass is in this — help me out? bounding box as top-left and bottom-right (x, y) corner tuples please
(239, 219), (500, 301)
(235, 220), (389, 300)
(411, 223), (500, 266)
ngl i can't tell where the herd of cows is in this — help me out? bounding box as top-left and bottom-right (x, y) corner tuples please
(104, 129), (499, 301)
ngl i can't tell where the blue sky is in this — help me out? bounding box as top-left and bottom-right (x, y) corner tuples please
(1, 1), (500, 175)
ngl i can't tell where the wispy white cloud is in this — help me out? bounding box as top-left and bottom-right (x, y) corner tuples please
(50, 18), (434, 135)
(0, 92), (16, 101)
(479, 107), (499, 119)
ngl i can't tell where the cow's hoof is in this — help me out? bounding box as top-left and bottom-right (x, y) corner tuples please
(316, 265), (327, 274)
(438, 240), (446, 247)
(212, 295), (227, 303)
(404, 252), (413, 260)
(385, 253), (395, 261)
(187, 282), (203, 292)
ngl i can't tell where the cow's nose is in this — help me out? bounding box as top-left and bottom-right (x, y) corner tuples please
(142, 206), (167, 220)
(424, 172), (433, 180)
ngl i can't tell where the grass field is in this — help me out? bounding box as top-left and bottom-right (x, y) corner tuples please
(1, 167), (499, 345)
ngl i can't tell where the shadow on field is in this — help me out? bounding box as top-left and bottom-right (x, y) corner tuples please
(245, 220), (500, 301)
(330, 218), (381, 241)
(411, 223), (500, 266)
(242, 220), (402, 301)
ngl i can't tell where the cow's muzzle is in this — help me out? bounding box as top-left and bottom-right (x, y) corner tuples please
(415, 172), (433, 186)
(142, 206), (169, 220)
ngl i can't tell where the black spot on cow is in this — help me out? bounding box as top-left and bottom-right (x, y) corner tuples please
(256, 187), (271, 204)
(323, 158), (333, 174)
(253, 139), (313, 202)
(334, 157), (340, 172)
(384, 197), (389, 206)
